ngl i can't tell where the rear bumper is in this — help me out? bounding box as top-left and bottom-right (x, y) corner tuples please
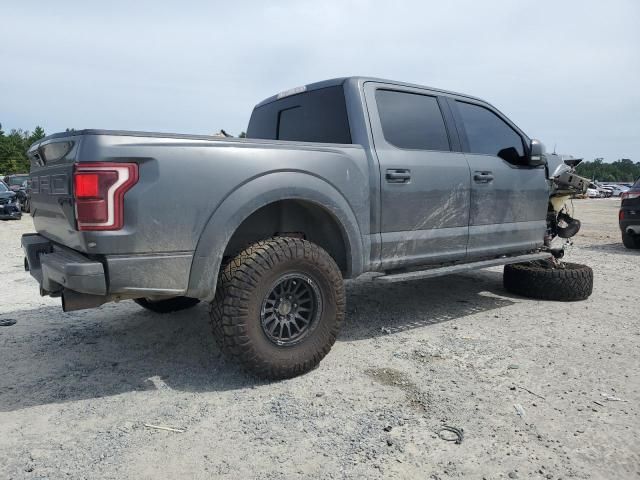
(621, 222), (640, 235)
(22, 234), (107, 295)
(21, 234), (193, 298)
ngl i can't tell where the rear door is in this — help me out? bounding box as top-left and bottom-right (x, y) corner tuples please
(28, 136), (85, 250)
(448, 98), (548, 258)
(364, 82), (471, 270)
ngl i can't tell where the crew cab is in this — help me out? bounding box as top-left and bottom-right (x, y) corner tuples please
(22, 77), (589, 378)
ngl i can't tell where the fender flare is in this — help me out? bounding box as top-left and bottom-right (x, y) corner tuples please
(186, 171), (365, 301)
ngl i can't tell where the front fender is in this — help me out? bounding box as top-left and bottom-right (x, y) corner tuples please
(186, 171), (365, 301)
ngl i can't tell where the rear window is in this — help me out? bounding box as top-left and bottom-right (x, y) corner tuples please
(247, 85), (352, 144)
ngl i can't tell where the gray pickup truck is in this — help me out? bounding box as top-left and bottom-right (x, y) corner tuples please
(22, 77), (592, 378)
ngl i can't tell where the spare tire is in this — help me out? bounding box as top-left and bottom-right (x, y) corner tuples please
(503, 260), (593, 301)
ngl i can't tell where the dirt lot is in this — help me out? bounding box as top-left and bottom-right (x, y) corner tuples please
(0, 199), (638, 479)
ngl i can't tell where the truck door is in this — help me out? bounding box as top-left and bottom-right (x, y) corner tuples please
(447, 98), (548, 258)
(364, 83), (471, 270)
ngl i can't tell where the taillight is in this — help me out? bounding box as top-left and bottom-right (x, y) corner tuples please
(621, 191), (640, 200)
(619, 209), (624, 220)
(73, 162), (138, 231)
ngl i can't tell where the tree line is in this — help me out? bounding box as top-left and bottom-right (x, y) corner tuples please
(0, 124), (46, 174)
(574, 158), (640, 183)
(1, 123), (638, 182)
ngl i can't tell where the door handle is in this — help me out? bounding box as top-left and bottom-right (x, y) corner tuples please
(473, 172), (494, 183)
(386, 169), (411, 183)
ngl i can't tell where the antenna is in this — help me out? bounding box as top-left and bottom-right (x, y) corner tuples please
(553, 143), (557, 154)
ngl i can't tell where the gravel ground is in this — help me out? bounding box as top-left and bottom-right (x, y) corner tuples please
(0, 199), (638, 479)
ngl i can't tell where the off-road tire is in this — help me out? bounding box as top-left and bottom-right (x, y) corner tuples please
(622, 232), (640, 249)
(503, 261), (593, 301)
(210, 237), (345, 380)
(134, 296), (200, 313)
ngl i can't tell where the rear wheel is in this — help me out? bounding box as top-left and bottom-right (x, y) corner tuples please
(134, 296), (200, 313)
(210, 237), (345, 379)
(504, 260), (593, 301)
(622, 232), (640, 249)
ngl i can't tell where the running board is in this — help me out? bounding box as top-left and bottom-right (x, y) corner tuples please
(375, 252), (551, 284)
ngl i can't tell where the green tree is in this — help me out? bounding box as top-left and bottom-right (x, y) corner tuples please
(0, 124), (47, 174)
(575, 158), (640, 182)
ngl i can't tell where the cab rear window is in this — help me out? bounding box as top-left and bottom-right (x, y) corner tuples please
(247, 85), (352, 144)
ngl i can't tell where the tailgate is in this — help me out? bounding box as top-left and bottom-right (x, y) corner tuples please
(27, 134), (86, 251)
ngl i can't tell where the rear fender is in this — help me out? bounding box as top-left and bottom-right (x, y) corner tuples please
(186, 172), (364, 301)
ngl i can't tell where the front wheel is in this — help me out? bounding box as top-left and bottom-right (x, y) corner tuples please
(210, 237), (345, 380)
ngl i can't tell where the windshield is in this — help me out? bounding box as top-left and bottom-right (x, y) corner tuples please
(8, 175), (28, 186)
(0, 182), (8, 193)
(634, 177), (640, 188)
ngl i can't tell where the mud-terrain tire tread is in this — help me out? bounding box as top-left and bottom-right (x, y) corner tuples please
(209, 237), (345, 380)
(503, 261), (593, 301)
(622, 232), (640, 249)
(134, 296), (200, 313)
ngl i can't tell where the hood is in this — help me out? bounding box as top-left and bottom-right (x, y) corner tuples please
(0, 191), (17, 200)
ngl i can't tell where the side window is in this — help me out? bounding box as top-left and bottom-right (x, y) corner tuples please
(456, 101), (525, 165)
(375, 90), (450, 151)
(247, 85), (352, 144)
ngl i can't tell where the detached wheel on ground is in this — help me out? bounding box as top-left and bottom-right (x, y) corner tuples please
(622, 232), (640, 249)
(210, 237), (345, 380)
(503, 260), (593, 301)
(134, 296), (200, 313)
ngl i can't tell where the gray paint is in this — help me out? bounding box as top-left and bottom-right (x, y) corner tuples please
(25, 76), (551, 302)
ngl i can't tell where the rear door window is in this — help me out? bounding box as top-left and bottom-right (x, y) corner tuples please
(375, 90), (450, 151)
(456, 101), (525, 165)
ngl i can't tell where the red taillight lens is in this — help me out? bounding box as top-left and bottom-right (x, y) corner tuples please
(619, 209), (624, 220)
(73, 162), (138, 231)
(74, 173), (100, 198)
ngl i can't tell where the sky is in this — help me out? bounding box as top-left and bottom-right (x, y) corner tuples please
(1, 0), (639, 162)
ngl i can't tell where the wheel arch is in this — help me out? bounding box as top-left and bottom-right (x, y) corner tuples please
(186, 172), (365, 301)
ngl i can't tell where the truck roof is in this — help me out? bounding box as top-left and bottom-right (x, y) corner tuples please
(254, 76), (484, 108)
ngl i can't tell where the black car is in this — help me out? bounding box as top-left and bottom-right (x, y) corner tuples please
(620, 177), (640, 249)
(0, 180), (22, 220)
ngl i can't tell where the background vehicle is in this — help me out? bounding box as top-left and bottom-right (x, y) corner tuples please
(604, 184), (630, 197)
(599, 186), (614, 197)
(620, 178), (640, 249)
(18, 180), (31, 213)
(587, 184), (600, 198)
(3, 174), (29, 192)
(21, 77), (592, 378)
(0, 180), (22, 220)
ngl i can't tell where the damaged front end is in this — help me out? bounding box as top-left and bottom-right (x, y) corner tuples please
(544, 153), (589, 258)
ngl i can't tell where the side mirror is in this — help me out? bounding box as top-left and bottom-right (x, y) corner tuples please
(528, 139), (546, 166)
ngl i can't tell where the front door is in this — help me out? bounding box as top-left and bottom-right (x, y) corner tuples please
(364, 83), (471, 270)
(448, 98), (549, 258)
